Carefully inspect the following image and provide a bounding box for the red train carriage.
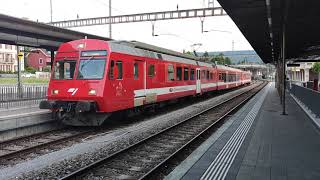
[40,39,251,126]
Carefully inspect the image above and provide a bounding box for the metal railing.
[289,84,320,117]
[0,84,48,109]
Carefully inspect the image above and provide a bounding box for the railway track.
[0,83,254,168]
[0,128,96,165]
[60,81,267,180]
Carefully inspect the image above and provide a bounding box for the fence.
[0,84,48,109]
[289,84,320,117]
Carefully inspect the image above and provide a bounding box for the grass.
[0,78,49,84]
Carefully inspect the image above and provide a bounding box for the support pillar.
[109,0,112,38]
[50,50,54,71]
[17,46,22,98]
[282,23,287,115]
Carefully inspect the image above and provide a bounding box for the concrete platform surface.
[0,106,49,120]
[166,82,320,180]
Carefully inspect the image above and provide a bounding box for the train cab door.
[196,68,201,94]
[133,60,146,107]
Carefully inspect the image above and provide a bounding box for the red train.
[40,39,251,126]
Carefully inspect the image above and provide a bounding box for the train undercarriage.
[40,100,111,126]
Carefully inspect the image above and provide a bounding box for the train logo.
[67,88,79,96]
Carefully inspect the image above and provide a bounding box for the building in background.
[0,44,24,72]
[287,62,320,86]
[26,49,51,71]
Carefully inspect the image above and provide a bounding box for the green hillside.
[199,50,263,64]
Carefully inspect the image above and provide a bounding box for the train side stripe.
[134,80,246,97]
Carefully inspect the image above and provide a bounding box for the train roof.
[108,40,247,73]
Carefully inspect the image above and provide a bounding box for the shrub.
[25,67,36,74]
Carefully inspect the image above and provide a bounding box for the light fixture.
[52,89,59,95]
[88,89,96,95]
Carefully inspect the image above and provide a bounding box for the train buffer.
[166,82,320,180]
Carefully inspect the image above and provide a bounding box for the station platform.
[0,106,55,142]
[166,82,320,180]
[0,106,48,118]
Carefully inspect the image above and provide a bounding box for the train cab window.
[77,58,106,79]
[176,67,182,81]
[210,72,213,80]
[134,63,139,79]
[148,64,155,77]
[206,70,210,80]
[168,64,175,81]
[116,61,123,79]
[190,69,195,80]
[108,60,114,79]
[184,68,189,80]
[53,60,76,80]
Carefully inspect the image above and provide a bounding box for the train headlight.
[52,89,59,95]
[88,89,96,95]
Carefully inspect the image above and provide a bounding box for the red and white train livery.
[40,39,251,126]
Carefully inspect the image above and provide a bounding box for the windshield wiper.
[80,56,94,70]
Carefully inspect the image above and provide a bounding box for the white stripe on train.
[134,80,247,97]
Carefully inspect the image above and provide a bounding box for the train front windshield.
[53,60,77,80]
[77,58,106,79]
[53,50,107,80]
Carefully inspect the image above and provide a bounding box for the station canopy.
[218,0,320,63]
[0,14,111,50]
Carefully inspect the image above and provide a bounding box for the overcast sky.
[1,0,253,52]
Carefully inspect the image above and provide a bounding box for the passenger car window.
[168,64,174,81]
[184,68,189,80]
[108,60,114,79]
[116,61,123,79]
[134,63,139,79]
[148,64,155,77]
[176,67,182,81]
[190,69,195,80]
[201,70,206,79]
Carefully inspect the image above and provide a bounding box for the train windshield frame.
[77,58,106,80]
[53,60,77,80]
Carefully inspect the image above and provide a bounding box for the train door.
[133,60,146,107]
[196,68,201,94]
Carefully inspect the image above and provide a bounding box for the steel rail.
[0,129,94,162]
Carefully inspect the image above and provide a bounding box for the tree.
[23,47,32,68]
[183,51,193,56]
[311,62,320,74]
[224,57,231,65]
[312,62,320,83]
[210,53,232,65]
[202,51,210,61]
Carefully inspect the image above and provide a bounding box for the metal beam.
[0,13,111,50]
[49,7,226,28]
